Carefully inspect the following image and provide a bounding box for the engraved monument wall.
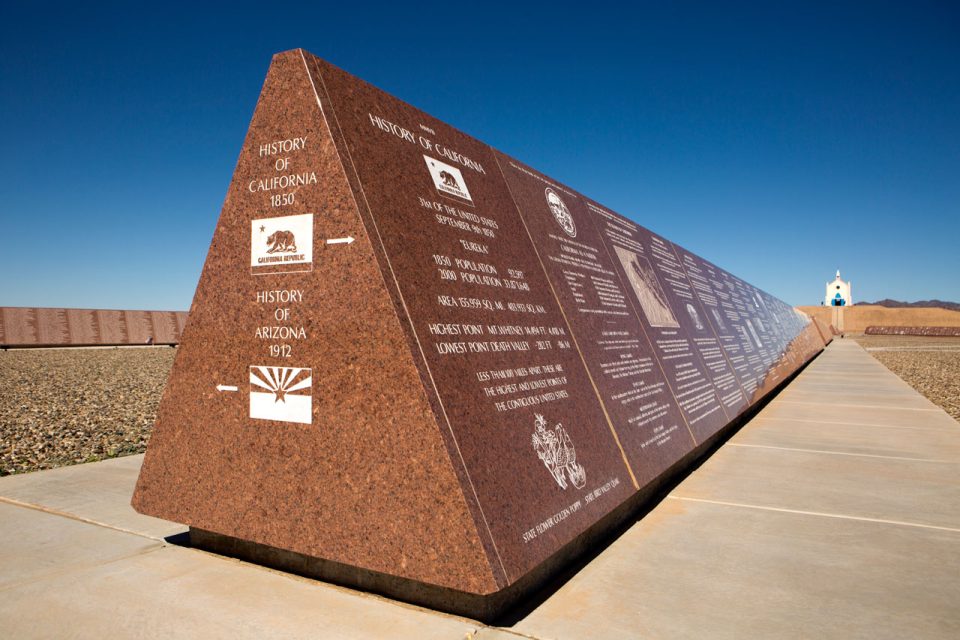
[133,49,826,616]
[0,307,187,347]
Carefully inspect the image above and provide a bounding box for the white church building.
[825,270,852,306]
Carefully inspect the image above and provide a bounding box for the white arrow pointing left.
[216,384,238,392]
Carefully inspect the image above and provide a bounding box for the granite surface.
[133,50,499,595]
[133,48,826,608]
[811,316,837,342]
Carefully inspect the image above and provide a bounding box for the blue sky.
[1,1,957,309]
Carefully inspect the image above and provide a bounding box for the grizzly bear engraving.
[266,230,297,254]
[439,170,459,188]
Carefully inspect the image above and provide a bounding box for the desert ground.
[2,337,958,475]
[852,334,960,421]
[0,346,175,476]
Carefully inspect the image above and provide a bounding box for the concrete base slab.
[757,400,959,431]
[2,339,958,638]
[735,417,960,460]
[514,498,960,640]
[0,543,479,640]
[0,454,184,540]
[0,502,161,590]
[671,444,960,530]
[772,389,941,410]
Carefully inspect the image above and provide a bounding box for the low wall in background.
[798,305,960,333]
[0,307,188,347]
[865,326,960,337]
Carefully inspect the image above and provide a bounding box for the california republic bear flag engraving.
[423,155,473,204]
[132,49,826,619]
[251,213,313,275]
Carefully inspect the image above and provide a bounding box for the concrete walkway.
[2,340,958,639]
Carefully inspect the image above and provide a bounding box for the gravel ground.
[0,347,175,476]
[3,338,956,476]
[854,335,960,421]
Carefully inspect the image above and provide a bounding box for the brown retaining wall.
[798,305,960,334]
[0,307,188,347]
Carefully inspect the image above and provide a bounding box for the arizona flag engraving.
[249,366,313,424]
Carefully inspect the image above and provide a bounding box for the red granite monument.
[133,49,825,618]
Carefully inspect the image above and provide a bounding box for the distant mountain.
[856,299,960,311]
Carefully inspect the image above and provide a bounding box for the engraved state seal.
[532,413,586,490]
[545,188,576,238]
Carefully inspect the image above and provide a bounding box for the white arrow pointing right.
[326,236,355,245]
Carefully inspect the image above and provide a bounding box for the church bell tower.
[825,270,852,307]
